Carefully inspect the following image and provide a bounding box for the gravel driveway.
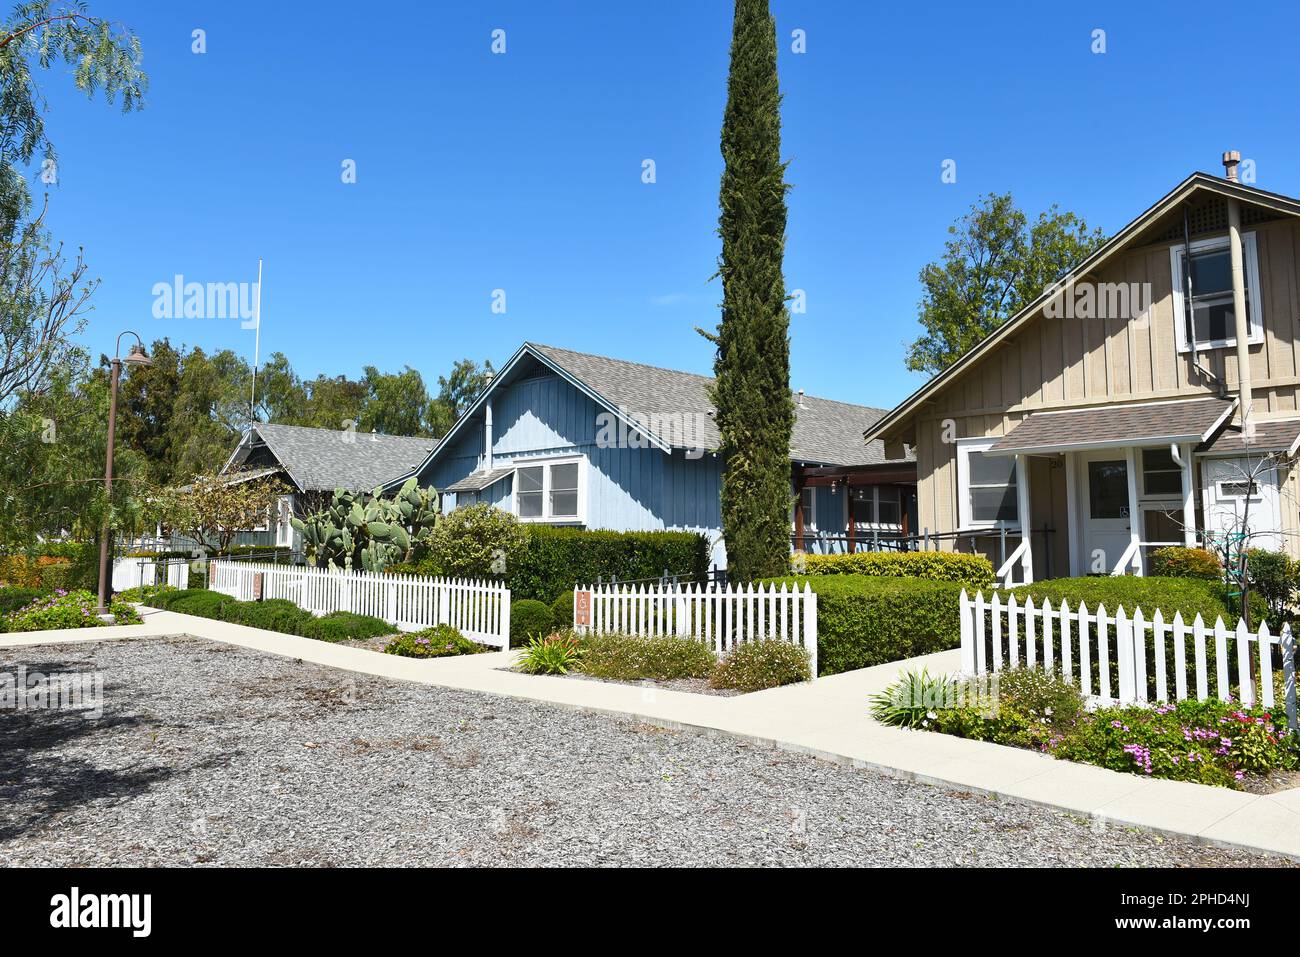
[0,636,1290,867]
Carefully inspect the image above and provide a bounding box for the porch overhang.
[444,466,514,493]
[1196,417,1300,457]
[985,397,1237,457]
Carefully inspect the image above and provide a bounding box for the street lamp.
[95,331,151,617]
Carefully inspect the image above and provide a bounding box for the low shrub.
[576,632,716,682]
[301,611,394,643]
[164,589,236,619]
[800,550,993,589]
[0,587,44,616]
[115,584,179,605]
[895,665,1299,789]
[221,598,314,634]
[764,574,965,677]
[709,639,811,692]
[427,503,524,579]
[551,589,575,627]
[510,599,555,648]
[1149,546,1222,580]
[4,590,141,632]
[384,624,486,659]
[1244,548,1295,627]
[517,631,583,675]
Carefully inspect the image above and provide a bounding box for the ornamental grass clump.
[517,631,583,675]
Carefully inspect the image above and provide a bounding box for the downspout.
[484,399,494,471]
[1224,151,1252,434]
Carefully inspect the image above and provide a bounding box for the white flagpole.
[250,257,263,420]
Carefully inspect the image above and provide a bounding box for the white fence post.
[805,585,818,678]
[959,589,974,673]
[1284,624,1297,734]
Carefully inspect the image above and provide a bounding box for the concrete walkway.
[4,606,1299,861]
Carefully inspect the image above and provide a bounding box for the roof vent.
[1223,150,1241,182]
[796,388,805,409]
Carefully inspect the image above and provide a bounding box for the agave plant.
[868,668,962,729]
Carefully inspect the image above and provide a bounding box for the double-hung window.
[1170,232,1263,352]
[514,457,585,523]
[956,439,1019,529]
[791,486,816,531]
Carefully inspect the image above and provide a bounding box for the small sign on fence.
[252,573,264,602]
[574,589,592,627]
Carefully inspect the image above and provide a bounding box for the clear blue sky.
[37,0,1300,409]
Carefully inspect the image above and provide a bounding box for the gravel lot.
[0,636,1291,867]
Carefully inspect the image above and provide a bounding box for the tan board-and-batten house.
[866,154,1300,585]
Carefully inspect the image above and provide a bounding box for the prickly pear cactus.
[291,478,440,573]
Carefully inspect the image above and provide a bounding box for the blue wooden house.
[385,343,915,568]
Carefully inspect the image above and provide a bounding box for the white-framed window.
[791,486,816,531]
[514,456,586,524]
[1169,232,1263,352]
[1216,478,1261,500]
[956,438,1019,529]
[1141,447,1183,497]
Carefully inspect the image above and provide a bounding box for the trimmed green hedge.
[801,551,993,589]
[0,587,44,616]
[1006,577,1235,623]
[507,527,710,602]
[510,599,555,648]
[765,574,966,677]
[301,611,394,642]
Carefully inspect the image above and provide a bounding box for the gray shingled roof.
[530,344,909,467]
[444,466,515,493]
[1198,418,1300,456]
[988,397,1235,455]
[229,423,437,492]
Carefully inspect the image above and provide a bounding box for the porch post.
[846,484,856,554]
[1125,446,1143,575]
[1180,443,1198,547]
[1064,452,1080,577]
[1015,454,1033,584]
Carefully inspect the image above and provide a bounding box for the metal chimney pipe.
[1223,150,1241,182]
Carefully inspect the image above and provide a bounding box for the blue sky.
[36,0,1300,409]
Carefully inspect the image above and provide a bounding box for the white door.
[1077,452,1132,574]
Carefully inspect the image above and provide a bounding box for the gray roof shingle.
[530,343,909,467]
[988,397,1235,455]
[1197,418,1300,455]
[231,423,437,492]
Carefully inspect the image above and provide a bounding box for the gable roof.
[389,343,911,490]
[864,173,1300,445]
[225,423,437,493]
[986,397,1236,456]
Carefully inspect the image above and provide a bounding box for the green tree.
[116,338,180,483]
[699,0,794,583]
[358,364,432,436]
[905,193,1106,375]
[0,1,146,407]
[426,358,494,437]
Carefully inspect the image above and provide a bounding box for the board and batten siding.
[417,368,727,567]
[908,216,1300,561]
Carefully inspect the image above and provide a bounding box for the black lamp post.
[95,332,151,617]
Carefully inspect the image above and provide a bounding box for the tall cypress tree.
[703,0,794,582]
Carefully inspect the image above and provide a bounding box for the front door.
[1077,452,1132,574]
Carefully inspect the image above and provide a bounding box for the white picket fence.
[959,589,1298,722]
[112,557,189,591]
[209,560,511,649]
[573,582,818,676]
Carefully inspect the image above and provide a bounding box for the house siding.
[902,215,1300,567]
